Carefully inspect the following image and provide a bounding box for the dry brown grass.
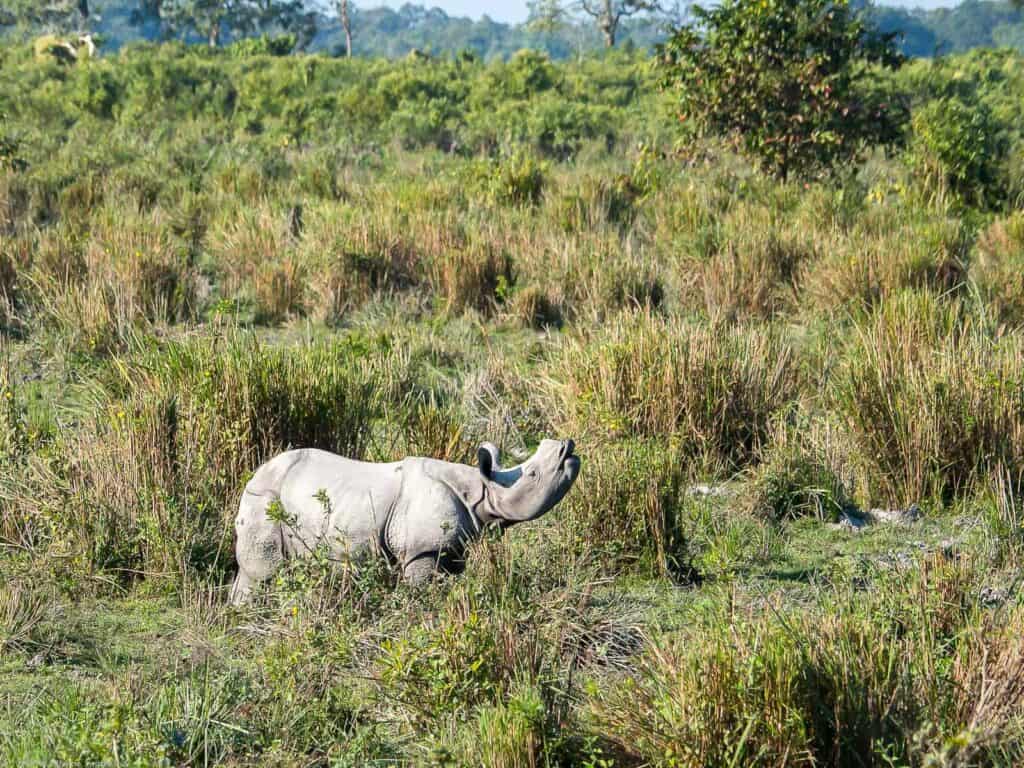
[972,211,1024,328]
[803,210,968,313]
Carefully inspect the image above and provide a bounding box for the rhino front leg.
[403,550,467,584]
[229,570,257,605]
[403,552,439,584]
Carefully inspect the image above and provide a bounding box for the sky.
[361,0,963,24]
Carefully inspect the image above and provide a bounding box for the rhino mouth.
[559,439,580,476]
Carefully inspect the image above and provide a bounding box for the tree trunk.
[208,20,220,47]
[601,0,617,47]
[602,23,615,47]
[340,0,352,57]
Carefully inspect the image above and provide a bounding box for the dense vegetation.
[4,0,1024,59]
[3,26,1024,768]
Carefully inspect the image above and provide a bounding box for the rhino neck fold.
[481,482,536,524]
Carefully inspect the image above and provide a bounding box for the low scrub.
[745,414,857,522]
[592,556,1024,767]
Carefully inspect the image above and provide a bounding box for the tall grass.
[5,334,382,582]
[554,312,800,471]
[972,211,1024,328]
[832,291,1024,505]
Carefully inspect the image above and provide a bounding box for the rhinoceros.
[230,439,580,603]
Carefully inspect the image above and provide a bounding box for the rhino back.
[277,449,403,558]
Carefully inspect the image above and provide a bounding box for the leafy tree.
[527,0,570,33]
[580,0,662,47]
[160,0,230,45]
[160,0,315,47]
[0,0,91,32]
[659,0,905,179]
[529,0,664,47]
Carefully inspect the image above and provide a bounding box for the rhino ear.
[478,442,500,479]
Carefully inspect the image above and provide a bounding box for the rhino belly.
[277,453,400,560]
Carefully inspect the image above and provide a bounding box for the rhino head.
[475,438,580,526]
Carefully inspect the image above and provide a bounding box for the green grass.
[3,40,1024,767]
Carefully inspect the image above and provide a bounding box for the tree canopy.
[2,0,1023,60]
[659,0,906,178]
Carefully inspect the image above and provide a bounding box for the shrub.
[745,415,855,522]
[300,208,421,325]
[480,152,546,207]
[557,173,644,232]
[0,578,54,654]
[697,211,815,322]
[68,65,121,120]
[802,209,969,313]
[506,285,563,329]
[372,541,600,743]
[227,34,298,57]
[426,240,514,315]
[908,96,1005,207]
[208,203,306,323]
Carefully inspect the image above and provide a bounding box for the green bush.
[909,96,1005,206]
[659,0,905,179]
[478,152,547,206]
[227,34,297,57]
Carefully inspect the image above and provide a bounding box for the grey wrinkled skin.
[230,439,580,603]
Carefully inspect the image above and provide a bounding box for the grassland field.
[2,39,1024,767]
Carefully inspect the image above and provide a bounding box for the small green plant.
[483,153,547,207]
[0,113,26,172]
[745,416,854,522]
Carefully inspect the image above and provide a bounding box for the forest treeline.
[2,0,1024,59]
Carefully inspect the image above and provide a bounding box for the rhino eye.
[527,468,538,478]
